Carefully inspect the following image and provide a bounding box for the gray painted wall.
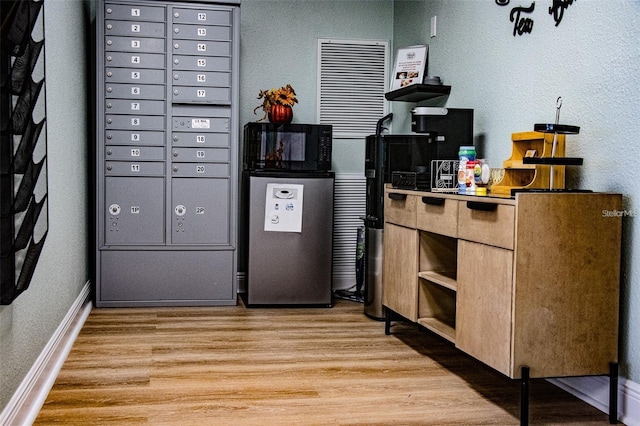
[0,0,92,412]
[239,0,394,174]
[391,0,640,382]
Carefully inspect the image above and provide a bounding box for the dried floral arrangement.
[253,84,298,121]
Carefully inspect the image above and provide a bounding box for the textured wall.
[239,0,394,174]
[392,0,640,382]
[0,0,91,412]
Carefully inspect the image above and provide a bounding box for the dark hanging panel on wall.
[0,0,48,305]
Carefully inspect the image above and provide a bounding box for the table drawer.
[457,200,514,250]
[416,195,458,238]
[384,191,416,228]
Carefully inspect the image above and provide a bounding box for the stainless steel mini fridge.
[245,171,334,307]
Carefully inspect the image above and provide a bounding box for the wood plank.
[417,317,456,343]
[382,223,419,321]
[456,241,514,377]
[512,193,622,378]
[418,270,457,291]
[35,299,612,425]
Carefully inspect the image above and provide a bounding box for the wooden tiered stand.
[490,131,567,195]
[492,98,583,196]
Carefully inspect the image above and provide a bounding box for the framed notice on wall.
[389,45,428,91]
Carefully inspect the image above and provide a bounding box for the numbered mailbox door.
[104,176,165,245]
[171,178,230,245]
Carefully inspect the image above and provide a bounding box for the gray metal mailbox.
[96,0,240,307]
[105,68,165,84]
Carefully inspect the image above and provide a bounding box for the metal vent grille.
[332,173,366,290]
[317,39,388,138]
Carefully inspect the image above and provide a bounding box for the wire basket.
[430,160,459,192]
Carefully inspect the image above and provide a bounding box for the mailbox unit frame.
[96,0,240,307]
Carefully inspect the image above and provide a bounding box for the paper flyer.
[390,45,428,91]
[264,184,304,232]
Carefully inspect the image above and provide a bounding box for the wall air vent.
[317,39,389,138]
[332,173,366,289]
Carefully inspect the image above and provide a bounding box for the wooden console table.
[382,186,622,424]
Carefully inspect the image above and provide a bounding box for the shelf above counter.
[385,84,451,102]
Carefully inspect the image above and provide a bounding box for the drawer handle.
[421,196,445,206]
[466,201,497,211]
[388,193,407,201]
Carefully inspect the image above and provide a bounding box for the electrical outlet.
[430,16,437,38]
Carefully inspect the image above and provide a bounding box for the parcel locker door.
[171,178,229,245]
[105,177,164,245]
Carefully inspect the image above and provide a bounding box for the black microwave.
[243,123,332,171]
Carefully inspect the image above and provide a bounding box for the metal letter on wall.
[0,0,48,305]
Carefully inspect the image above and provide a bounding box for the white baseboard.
[549,375,640,425]
[0,282,92,426]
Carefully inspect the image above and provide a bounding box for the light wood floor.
[35,298,616,425]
